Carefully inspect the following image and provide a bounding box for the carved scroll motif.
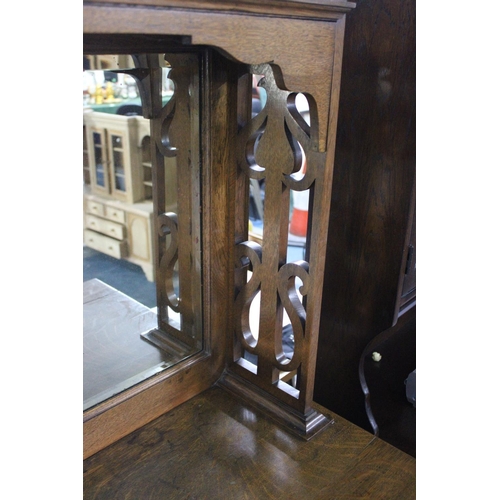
[234,241,262,363]
[148,52,202,350]
[276,260,310,373]
[157,212,180,314]
[234,64,327,405]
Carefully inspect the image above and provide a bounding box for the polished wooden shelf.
[84,386,416,499]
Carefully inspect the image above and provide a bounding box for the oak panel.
[84,387,415,499]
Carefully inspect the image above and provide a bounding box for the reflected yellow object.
[105,81,115,102]
[95,85,103,104]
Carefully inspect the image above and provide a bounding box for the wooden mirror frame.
[83,0,355,459]
[83,44,231,458]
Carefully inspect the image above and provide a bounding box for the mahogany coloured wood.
[359,306,416,457]
[314,0,416,432]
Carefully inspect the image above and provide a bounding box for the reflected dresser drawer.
[86,200,105,217]
[104,206,126,224]
[84,229,128,259]
[85,214,126,240]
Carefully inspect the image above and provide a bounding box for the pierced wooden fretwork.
[83,1,355,459]
[140,52,203,354]
[220,64,332,439]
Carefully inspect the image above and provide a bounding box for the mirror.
[83,53,203,411]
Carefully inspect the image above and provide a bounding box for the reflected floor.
[83,245,156,308]
[83,279,179,411]
[83,248,180,411]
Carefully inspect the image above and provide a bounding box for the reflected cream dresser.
[83,111,166,281]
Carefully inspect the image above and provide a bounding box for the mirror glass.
[83,53,203,411]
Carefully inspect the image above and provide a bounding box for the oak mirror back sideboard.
[83,0,356,459]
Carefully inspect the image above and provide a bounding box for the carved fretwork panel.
[83,0,354,458]
[140,52,203,354]
[224,64,332,437]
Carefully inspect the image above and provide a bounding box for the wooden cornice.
[83,0,356,19]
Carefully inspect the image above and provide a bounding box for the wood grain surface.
[315,0,416,431]
[83,0,357,18]
[84,386,415,499]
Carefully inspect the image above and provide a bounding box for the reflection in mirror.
[83,53,202,411]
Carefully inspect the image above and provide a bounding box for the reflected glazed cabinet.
[83,112,156,280]
[84,111,151,203]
